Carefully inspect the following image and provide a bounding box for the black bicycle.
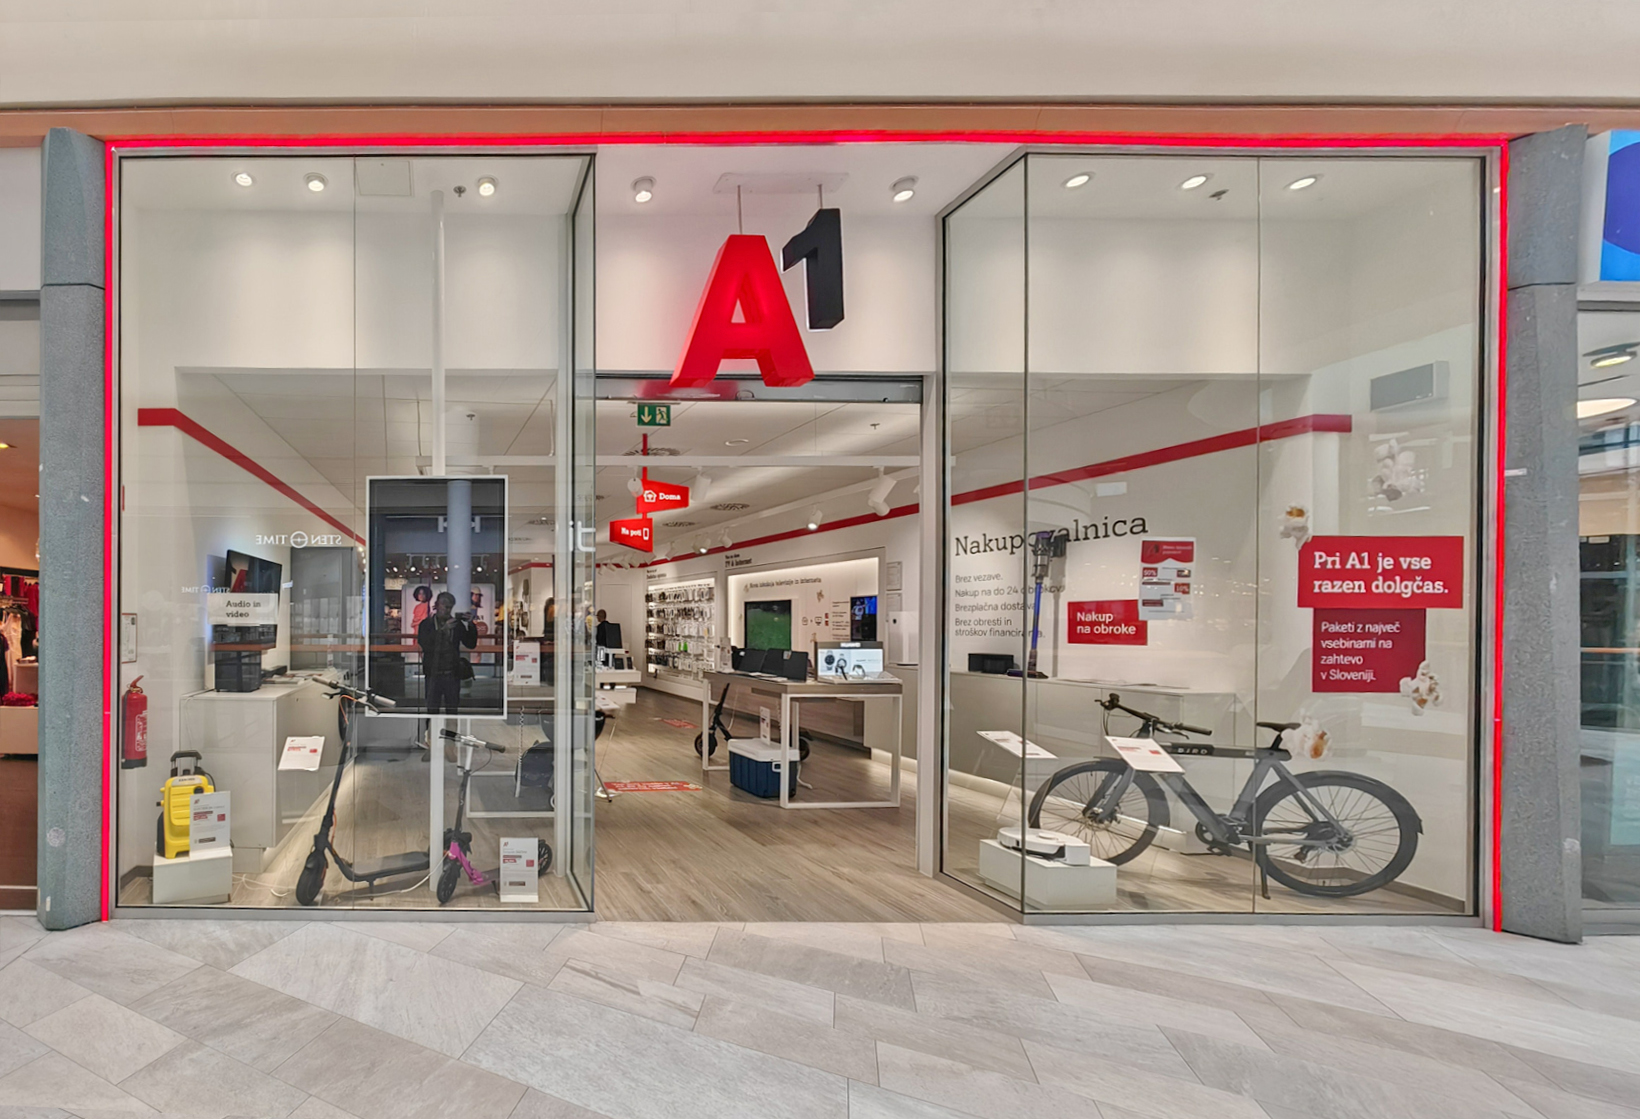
[1026,693,1421,898]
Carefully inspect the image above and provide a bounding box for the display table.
[699,670,903,810]
[977,839,1117,908]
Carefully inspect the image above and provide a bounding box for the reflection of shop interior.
[0,419,39,911]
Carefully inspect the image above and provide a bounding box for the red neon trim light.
[99,128,1507,925]
[135,409,364,545]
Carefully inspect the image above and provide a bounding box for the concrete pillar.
[36,127,105,928]
[1501,124,1586,943]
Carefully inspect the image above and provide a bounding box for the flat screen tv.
[850,595,878,642]
[743,599,792,651]
[225,549,282,595]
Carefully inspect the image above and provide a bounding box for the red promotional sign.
[1140,539,1195,565]
[609,517,654,552]
[637,478,690,515]
[672,234,815,389]
[1313,609,1426,693]
[1067,600,1148,645]
[1297,536,1464,609]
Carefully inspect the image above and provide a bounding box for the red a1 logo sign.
[637,478,689,516]
[609,517,653,553]
[671,234,815,389]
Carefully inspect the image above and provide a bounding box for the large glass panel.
[943,159,1026,907]
[1578,309,1640,919]
[1254,157,1481,915]
[116,153,592,910]
[1021,154,1262,915]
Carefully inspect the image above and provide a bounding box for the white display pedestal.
[151,846,234,905]
[978,839,1117,908]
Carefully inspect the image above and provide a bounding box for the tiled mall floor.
[1,917,1638,1119]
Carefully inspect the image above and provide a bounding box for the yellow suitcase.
[156,750,214,859]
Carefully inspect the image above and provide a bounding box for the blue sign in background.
[1602,131,1640,280]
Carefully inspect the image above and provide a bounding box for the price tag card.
[977,730,1055,759]
[279,736,326,771]
[189,791,231,850]
[1107,736,1185,773]
[498,837,540,903]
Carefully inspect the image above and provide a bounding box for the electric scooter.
[1010,528,1069,679]
[437,728,553,904]
[294,682,430,906]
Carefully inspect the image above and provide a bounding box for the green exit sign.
[636,404,671,427]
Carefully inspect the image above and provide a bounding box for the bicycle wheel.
[1254,771,1420,897]
[1026,760,1168,865]
[435,857,461,905]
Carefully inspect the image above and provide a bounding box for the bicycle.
[1025,693,1421,898]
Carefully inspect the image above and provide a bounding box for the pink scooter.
[436,728,552,905]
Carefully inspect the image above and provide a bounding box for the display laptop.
[816,641,890,680]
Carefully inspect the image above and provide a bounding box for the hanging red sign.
[1067,600,1148,645]
[637,477,690,516]
[672,234,815,389]
[609,517,654,552]
[1297,536,1464,609]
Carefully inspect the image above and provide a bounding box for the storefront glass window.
[115,154,594,911]
[945,151,1486,916]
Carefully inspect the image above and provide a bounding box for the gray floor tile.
[287,1099,361,1119]
[23,927,199,1008]
[548,960,703,1029]
[273,1017,524,1119]
[539,929,689,986]
[119,1041,307,1119]
[740,924,918,962]
[694,995,878,1082]
[428,925,570,986]
[120,921,304,972]
[915,926,1084,978]
[908,972,1195,1079]
[0,921,46,971]
[510,1088,619,1119]
[1043,970,1270,1048]
[673,956,836,1025]
[707,929,915,1010]
[883,940,1056,999]
[1492,1077,1640,1119]
[23,996,183,1084]
[348,923,456,953]
[1019,1038,1271,1119]
[1502,1045,1640,1112]
[461,982,847,1119]
[832,995,1035,1081]
[586,923,728,960]
[0,963,89,1031]
[231,924,520,1058]
[0,1106,74,1119]
[1062,947,1285,1015]
[0,1054,155,1115]
[872,1042,1106,1119]
[0,1026,48,1082]
[846,1081,978,1119]
[1163,1026,1520,1119]
[128,965,339,1073]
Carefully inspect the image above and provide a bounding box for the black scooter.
[694,677,810,761]
[295,682,430,906]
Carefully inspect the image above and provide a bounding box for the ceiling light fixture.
[807,507,823,531]
[1586,342,1639,368]
[1063,173,1092,190]
[867,470,895,517]
[1593,352,1636,368]
[233,172,254,188]
[1578,397,1637,420]
[476,176,497,198]
[891,177,918,203]
[1179,174,1210,191]
[692,470,713,502]
[725,438,749,447]
[0,443,11,450]
[632,177,655,204]
[304,173,327,193]
[1286,175,1319,191]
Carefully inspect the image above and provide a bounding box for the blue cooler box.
[728,738,799,798]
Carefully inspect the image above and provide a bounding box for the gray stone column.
[37,127,105,929]
[1500,124,1586,943]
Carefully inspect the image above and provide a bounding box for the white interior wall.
[0,147,41,294]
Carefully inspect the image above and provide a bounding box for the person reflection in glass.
[418,591,476,714]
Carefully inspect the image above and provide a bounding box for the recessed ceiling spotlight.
[1593,352,1636,368]
[233,172,254,188]
[892,177,918,203]
[304,173,327,193]
[1180,174,1210,191]
[632,177,655,204]
[1286,175,1319,191]
[1063,173,1092,190]
[725,438,749,446]
[1579,397,1637,420]
[476,176,497,198]
[0,443,10,450]
[1586,343,1639,368]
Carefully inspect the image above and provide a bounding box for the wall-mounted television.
[850,595,878,642]
[225,549,282,596]
[743,599,793,651]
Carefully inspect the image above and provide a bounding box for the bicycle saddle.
[1257,720,1301,731]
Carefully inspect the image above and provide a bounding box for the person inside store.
[418,590,477,714]
[594,609,614,649]
[541,596,556,680]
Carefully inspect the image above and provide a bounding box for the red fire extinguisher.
[121,676,148,770]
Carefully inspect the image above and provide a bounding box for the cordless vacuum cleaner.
[1009,528,1070,680]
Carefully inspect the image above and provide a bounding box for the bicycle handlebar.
[439,728,505,752]
[323,682,396,711]
[1098,692,1209,737]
